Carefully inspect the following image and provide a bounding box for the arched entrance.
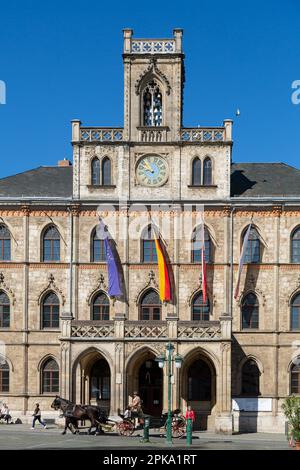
[139,359,163,416]
[181,354,216,430]
[126,348,163,417]
[72,349,111,415]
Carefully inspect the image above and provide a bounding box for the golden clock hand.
[144,160,154,173]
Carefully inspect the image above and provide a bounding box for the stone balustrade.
[66,316,231,341]
[80,128,124,143]
[180,128,225,143]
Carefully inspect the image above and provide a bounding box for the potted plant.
[282,396,300,450]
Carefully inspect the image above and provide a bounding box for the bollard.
[186,417,193,447]
[140,416,150,443]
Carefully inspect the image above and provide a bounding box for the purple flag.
[97,220,122,297]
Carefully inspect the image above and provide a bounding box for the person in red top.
[185,405,195,422]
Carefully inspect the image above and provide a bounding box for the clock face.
[136,155,169,187]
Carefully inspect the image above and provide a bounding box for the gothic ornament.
[135,58,171,96]
[0,272,16,305]
[37,273,66,306]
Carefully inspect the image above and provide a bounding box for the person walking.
[31,403,47,430]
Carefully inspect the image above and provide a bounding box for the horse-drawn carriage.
[51,397,186,438]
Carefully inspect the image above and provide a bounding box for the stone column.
[21,205,30,415]
[113,315,125,416]
[215,339,233,434]
[60,313,73,399]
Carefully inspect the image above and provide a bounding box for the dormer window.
[143,80,162,126]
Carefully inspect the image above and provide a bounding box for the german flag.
[153,226,171,302]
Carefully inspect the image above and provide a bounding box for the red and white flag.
[234,223,252,299]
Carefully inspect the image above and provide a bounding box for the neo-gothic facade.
[0,29,300,433]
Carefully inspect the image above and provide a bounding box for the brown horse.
[51,396,107,435]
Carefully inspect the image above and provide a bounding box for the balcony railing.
[80,128,124,143]
[71,321,114,338]
[131,40,176,54]
[124,321,168,338]
[66,318,228,341]
[177,321,221,339]
[180,128,225,143]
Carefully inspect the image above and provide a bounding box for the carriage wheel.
[117,421,135,437]
[171,418,186,438]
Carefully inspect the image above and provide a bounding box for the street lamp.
[155,343,183,445]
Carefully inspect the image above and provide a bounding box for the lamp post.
[156,343,183,445]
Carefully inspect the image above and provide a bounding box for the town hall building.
[0,29,300,433]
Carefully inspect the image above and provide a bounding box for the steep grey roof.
[0,162,300,200]
[231,163,300,197]
[0,166,73,199]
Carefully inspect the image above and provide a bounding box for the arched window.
[191,226,212,263]
[92,292,110,320]
[139,289,161,321]
[291,294,300,330]
[143,80,162,126]
[91,228,106,262]
[291,362,300,394]
[203,157,212,185]
[244,226,261,263]
[43,225,60,262]
[92,158,100,186]
[192,158,201,186]
[0,359,9,392]
[141,225,157,263]
[192,292,210,321]
[0,225,11,261]
[241,359,260,396]
[0,291,10,328]
[42,358,59,394]
[241,293,259,329]
[102,157,111,186]
[42,292,59,329]
[291,227,300,263]
[90,359,110,400]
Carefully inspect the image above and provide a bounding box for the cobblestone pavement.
[0,423,291,450]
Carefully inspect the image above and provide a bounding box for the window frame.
[191,291,210,321]
[0,225,11,261]
[241,292,259,330]
[41,292,60,329]
[139,289,161,321]
[42,225,61,262]
[0,291,10,328]
[92,292,110,321]
[41,358,59,394]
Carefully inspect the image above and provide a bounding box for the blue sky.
[0,0,299,178]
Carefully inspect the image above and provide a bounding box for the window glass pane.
[92,159,100,185]
[291,306,300,330]
[203,158,212,185]
[102,158,111,186]
[192,159,201,185]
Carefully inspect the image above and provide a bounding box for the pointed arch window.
[42,358,59,393]
[291,227,300,263]
[143,80,162,126]
[141,225,157,263]
[192,291,210,321]
[241,293,259,329]
[244,226,261,263]
[139,289,161,321]
[42,292,59,329]
[291,293,300,330]
[92,158,101,186]
[92,292,110,320]
[291,362,300,394]
[241,359,260,396]
[0,225,11,261]
[91,228,106,262]
[203,157,212,185]
[192,158,201,186]
[43,225,60,262]
[102,157,111,186]
[0,359,9,392]
[192,226,212,263]
[0,291,10,328]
